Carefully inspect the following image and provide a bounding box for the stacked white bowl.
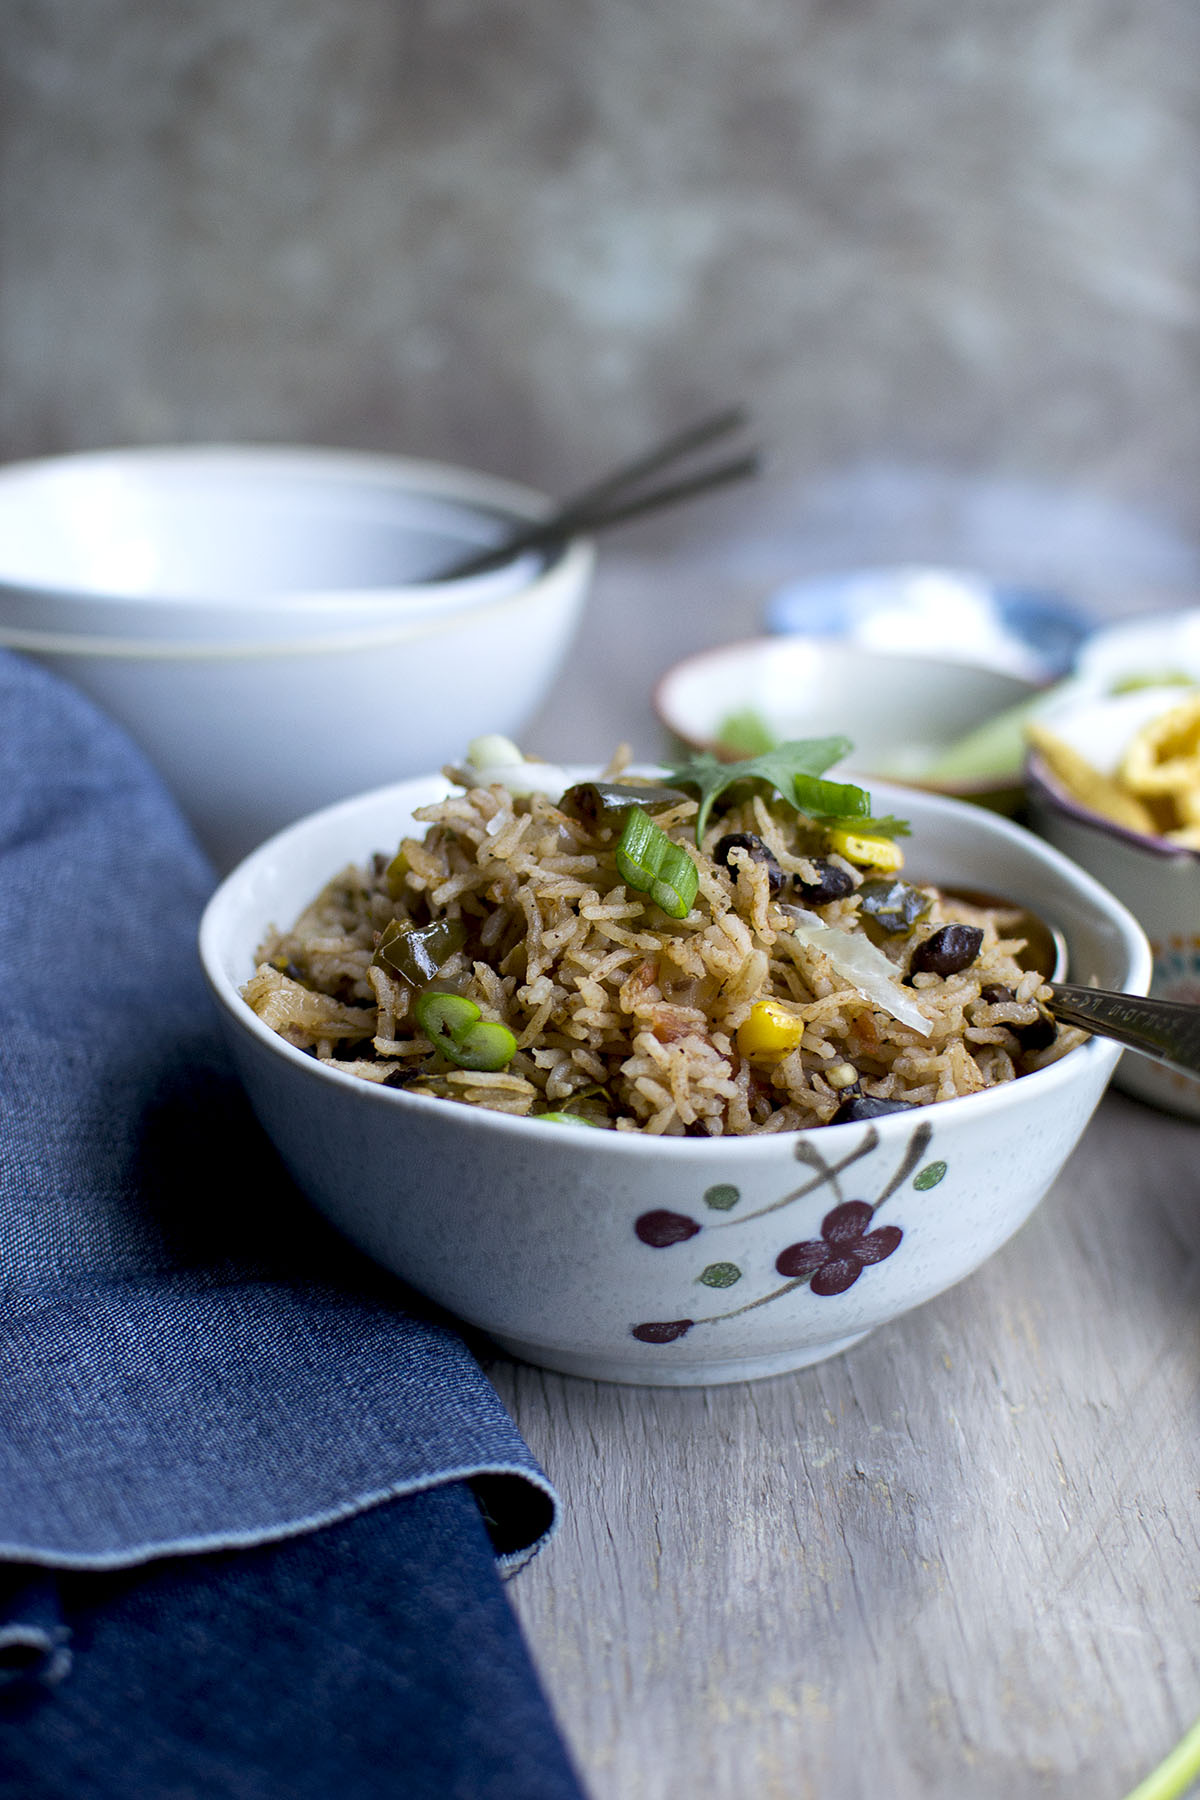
[0,446,594,869]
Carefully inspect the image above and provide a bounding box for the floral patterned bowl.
[199,773,1149,1386]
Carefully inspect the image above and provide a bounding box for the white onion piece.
[778,904,932,1036]
[473,761,572,798]
[464,735,570,798]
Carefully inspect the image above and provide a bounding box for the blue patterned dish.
[765,565,1090,684]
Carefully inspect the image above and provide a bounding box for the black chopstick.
[533,404,750,528]
[433,406,758,581]
[546,451,761,536]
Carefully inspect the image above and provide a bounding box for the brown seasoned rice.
[244,753,1082,1135]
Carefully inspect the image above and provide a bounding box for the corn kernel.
[826,1062,859,1090]
[736,999,806,1061]
[827,828,904,872]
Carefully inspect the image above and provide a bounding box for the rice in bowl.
[243,738,1082,1135]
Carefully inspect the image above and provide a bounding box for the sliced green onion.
[414,991,477,1038]
[793,773,872,821]
[372,917,467,986]
[615,806,699,919]
[537,1112,605,1127]
[1120,1711,1200,1800]
[412,990,517,1072]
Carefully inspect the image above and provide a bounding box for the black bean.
[713,832,785,897]
[909,924,985,978]
[1015,1006,1058,1052]
[793,858,856,906]
[833,1094,917,1123]
[980,982,1014,1005]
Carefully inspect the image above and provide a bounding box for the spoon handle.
[1048,982,1200,1081]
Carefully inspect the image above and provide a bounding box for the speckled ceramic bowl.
[200,772,1149,1386]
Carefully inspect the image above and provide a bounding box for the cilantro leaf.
[664,736,862,843]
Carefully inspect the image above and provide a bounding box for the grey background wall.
[3,0,1199,606]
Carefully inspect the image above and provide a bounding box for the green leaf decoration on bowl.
[913,1160,948,1191]
[704,1183,740,1211]
[698,1262,743,1289]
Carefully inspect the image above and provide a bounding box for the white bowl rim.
[0,440,556,524]
[0,442,575,635]
[199,769,1150,1159]
[1072,604,1200,679]
[0,533,595,661]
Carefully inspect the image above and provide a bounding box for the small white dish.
[655,636,1038,809]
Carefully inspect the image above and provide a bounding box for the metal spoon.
[947,889,1200,1082]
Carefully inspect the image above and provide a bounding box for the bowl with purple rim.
[200,769,1149,1386]
[1025,684,1200,1120]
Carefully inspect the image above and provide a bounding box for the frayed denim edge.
[0,1463,560,1579]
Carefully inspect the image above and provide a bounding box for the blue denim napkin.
[0,651,584,1800]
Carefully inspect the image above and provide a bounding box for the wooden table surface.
[486,553,1200,1800]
